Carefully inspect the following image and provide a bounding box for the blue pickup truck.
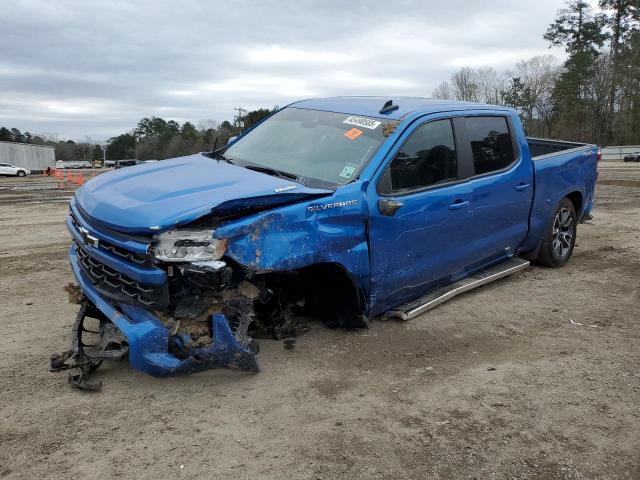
[52,97,598,389]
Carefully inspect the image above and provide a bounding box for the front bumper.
[69,244,259,377]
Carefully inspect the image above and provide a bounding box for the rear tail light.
[597,147,602,162]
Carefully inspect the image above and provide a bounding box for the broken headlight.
[153,229,227,262]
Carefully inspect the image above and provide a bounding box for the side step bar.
[384,257,530,321]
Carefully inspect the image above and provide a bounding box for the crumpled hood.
[74,153,331,234]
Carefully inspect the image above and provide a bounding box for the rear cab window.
[456,116,515,176]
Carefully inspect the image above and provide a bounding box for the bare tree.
[196,119,219,131]
[451,67,480,102]
[508,55,562,134]
[475,66,507,104]
[432,81,455,99]
[535,71,562,136]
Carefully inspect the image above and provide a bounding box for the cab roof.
[289,96,512,120]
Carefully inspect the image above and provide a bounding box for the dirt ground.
[0,163,639,480]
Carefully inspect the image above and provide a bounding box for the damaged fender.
[215,182,372,312]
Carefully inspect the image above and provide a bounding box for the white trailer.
[0,140,56,172]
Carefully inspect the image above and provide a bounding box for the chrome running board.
[384,257,530,321]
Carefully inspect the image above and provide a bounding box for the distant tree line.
[433,0,640,145]
[0,107,275,162]
[106,107,276,161]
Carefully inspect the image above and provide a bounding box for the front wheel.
[17,170,26,177]
[537,198,577,268]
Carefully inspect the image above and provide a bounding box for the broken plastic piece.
[169,313,259,373]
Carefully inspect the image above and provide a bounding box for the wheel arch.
[256,261,369,328]
[565,191,583,217]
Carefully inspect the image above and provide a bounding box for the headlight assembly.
[153,229,227,262]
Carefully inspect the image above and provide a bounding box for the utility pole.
[134,132,138,160]
[234,107,247,129]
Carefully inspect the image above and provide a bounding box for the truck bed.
[527,137,591,159]
[518,138,598,254]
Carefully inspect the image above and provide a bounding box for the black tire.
[17,170,26,177]
[537,198,577,268]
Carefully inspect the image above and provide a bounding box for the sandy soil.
[0,164,639,479]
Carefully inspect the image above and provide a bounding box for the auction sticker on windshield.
[344,128,363,140]
[343,116,381,130]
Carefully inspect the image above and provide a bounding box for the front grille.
[70,211,152,266]
[100,242,150,266]
[75,242,168,308]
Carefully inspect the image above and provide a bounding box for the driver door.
[367,117,474,313]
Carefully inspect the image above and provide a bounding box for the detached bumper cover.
[69,245,259,377]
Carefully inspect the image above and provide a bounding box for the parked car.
[623,152,640,162]
[114,159,142,169]
[54,97,598,389]
[0,163,31,177]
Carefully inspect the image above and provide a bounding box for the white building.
[0,140,56,172]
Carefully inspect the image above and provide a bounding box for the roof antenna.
[379,99,399,114]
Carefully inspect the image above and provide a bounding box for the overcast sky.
[0,0,573,141]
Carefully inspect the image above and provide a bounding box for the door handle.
[448,199,469,210]
[378,199,404,216]
[515,183,530,192]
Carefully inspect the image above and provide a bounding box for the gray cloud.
[0,0,567,140]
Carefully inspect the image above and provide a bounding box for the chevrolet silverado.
[51,97,599,389]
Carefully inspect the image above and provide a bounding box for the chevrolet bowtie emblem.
[79,226,100,248]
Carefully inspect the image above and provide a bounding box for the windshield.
[224,107,391,188]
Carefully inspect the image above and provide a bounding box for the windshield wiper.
[243,165,299,181]
[206,148,234,164]
[205,137,234,164]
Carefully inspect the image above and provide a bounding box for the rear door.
[453,115,533,267]
[367,117,474,311]
[0,163,14,175]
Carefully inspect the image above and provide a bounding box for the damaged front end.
[53,202,270,389]
[54,172,368,390]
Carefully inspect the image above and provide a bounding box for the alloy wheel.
[552,207,574,257]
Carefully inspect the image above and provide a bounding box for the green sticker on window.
[339,165,356,179]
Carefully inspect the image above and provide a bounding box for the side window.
[459,116,515,175]
[387,119,457,193]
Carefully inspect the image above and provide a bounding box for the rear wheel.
[537,198,577,268]
[17,170,26,177]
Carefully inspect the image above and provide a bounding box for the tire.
[17,170,26,177]
[537,198,577,268]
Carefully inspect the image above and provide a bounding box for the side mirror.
[378,199,404,216]
[227,136,238,145]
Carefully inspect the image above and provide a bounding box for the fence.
[601,145,640,161]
